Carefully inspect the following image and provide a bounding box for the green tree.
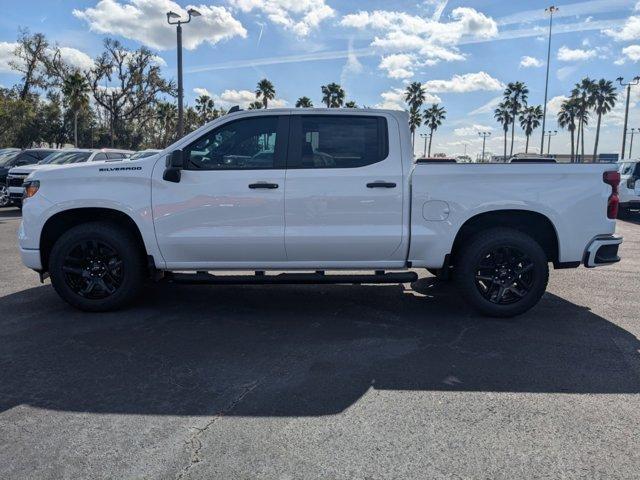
[195,94,216,124]
[255,78,275,109]
[40,92,67,147]
[503,81,529,156]
[248,101,263,110]
[321,83,345,108]
[295,96,313,108]
[494,101,513,161]
[344,100,357,108]
[10,29,49,100]
[408,106,422,149]
[571,78,596,161]
[591,79,617,159]
[404,82,426,110]
[62,70,90,147]
[519,105,543,153]
[156,101,177,148]
[558,98,580,162]
[424,103,446,157]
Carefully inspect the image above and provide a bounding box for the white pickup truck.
[18,108,622,317]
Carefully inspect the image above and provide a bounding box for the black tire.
[455,228,549,318]
[49,222,144,312]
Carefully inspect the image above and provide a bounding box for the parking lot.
[0,207,638,479]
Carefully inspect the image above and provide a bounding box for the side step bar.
[167,271,418,285]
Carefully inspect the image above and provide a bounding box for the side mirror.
[163,150,184,183]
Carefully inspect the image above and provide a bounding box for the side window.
[185,116,283,170]
[291,116,388,169]
[93,153,108,161]
[107,152,125,160]
[14,153,38,166]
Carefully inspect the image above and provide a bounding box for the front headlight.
[23,180,40,199]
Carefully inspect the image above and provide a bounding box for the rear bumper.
[20,247,42,270]
[583,234,622,268]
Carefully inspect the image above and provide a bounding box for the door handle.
[249,182,279,189]
[367,181,396,188]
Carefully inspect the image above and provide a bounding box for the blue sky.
[1,0,640,157]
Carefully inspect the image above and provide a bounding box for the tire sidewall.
[49,223,143,312]
[456,229,549,318]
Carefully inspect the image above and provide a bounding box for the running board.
[167,271,418,285]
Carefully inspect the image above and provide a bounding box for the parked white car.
[618,160,640,215]
[129,149,161,160]
[18,109,622,317]
[7,149,132,206]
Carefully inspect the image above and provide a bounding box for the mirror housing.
[163,150,184,183]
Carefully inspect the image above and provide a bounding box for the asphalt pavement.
[0,207,639,479]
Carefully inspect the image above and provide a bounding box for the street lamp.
[478,131,491,162]
[419,133,430,158]
[544,130,558,155]
[539,5,558,155]
[627,128,637,159]
[167,8,201,138]
[617,76,640,159]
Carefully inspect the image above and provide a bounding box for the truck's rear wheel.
[455,228,549,318]
[49,222,144,312]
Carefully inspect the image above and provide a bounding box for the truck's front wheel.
[49,222,144,312]
[455,228,549,318]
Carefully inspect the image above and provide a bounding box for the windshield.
[618,162,636,175]
[130,151,159,160]
[0,151,19,167]
[43,151,93,165]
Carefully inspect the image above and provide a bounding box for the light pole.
[617,76,640,159]
[540,5,558,155]
[544,130,558,155]
[628,128,637,158]
[420,133,430,158]
[167,8,201,138]
[478,131,491,162]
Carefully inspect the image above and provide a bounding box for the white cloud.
[546,95,568,116]
[557,45,597,61]
[0,42,18,73]
[454,124,493,136]
[622,44,640,62]
[202,88,287,108]
[469,95,502,115]
[556,65,578,81]
[228,0,334,36]
[519,55,543,68]
[423,72,504,93]
[375,87,441,110]
[603,15,640,41]
[73,0,247,50]
[341,7,497,66]
[378,54,416,79]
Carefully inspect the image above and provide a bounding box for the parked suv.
[618,160,640,216]
[1,149,57,207]
[7,148,132,207]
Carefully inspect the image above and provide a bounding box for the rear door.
[284,114,404,264]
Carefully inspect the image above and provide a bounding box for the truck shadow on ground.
[1,278,639,417]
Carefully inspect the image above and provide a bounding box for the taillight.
[603,171,620,219]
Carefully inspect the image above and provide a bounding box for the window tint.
[93,153,108,161]
[292,116,388,169]
[107,152,125,160]
[186,116,282,170]
[14,152,39,166]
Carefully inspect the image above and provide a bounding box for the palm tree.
[156,101,177,147]
[558,98,580,162]
[321,83,345,108]
[424,103,446,157]
[255,78,275,108]
[503,81,529,156]
[519,105,543,153]
[195,94,215,124]
[591,79,617,159]
[344,101,357,108]
[408,106,422,149]
[494,101,513,161]
[61,70,90,147]
[404,82,426,110]
[248,101,263,110]
[571,78,596,161]
[295,96,313,108]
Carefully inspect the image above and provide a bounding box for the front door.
[284,114,405,265]
[152,115,289,268]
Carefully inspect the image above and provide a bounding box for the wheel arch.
[450,209,560,266]
[40,207,148,272]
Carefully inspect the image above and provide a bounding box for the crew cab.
[6,148,133,207]
[18,109,622,317]
[618,160,640,216]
